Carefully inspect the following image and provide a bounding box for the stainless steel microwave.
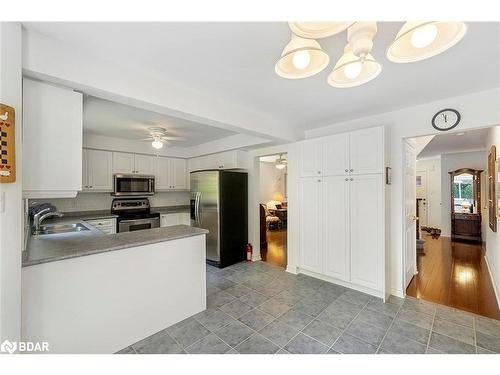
[113,174,155,196]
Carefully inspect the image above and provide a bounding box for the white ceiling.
[83,96,236,147]
[417,127,490,158]
[24,22,500,132]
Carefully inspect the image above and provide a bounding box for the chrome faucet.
[33,208,64,235]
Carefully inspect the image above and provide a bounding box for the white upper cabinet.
[300,138,323,177]
[323,133,350,176]
[299,177,323,274]
[349,127,384,175]
[156,157,187,190]
[349,174,383,291]
[112,152,135,174]
[188,150,248,172]
[83,149,113,191]
[323,176,350,282]
[300,126,384,177]
[134,154,156,175]
[23,78,83,198]
[112,152,156,175]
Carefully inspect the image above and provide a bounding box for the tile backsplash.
[29,191,190,213]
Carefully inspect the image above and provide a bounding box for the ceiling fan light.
[275,34,330,79]
[386,22,467,63]
[327,45,381,88]
[288,21,355,39]
[152,138,163,149]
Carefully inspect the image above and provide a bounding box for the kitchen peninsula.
[22,224,208,354]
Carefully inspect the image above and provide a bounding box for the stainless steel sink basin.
[37,223,90,235]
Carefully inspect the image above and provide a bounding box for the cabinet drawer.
[84,218,115,227]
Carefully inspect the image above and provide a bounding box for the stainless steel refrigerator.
[190,170,248,268]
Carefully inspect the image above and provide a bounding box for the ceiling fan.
[141,127,183,149]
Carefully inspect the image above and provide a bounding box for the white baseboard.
[251,255,262,262]
[286,265,298,275]
[484,254,500,310]
[391,288,405,298]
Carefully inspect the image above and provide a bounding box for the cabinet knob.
[345,169,348,172]
[345,178,348,181]
[318,179,321,182]
[317,171,321,174]
[350,169,354,172]
[350,178,353,181]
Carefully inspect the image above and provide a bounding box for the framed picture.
[497,157,500,217]
[488,145,497,232]
[386,167,392,185]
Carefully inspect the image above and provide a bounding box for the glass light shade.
[275,163,286,170]
[152,139,163,149]
[327,45,381,88]
[288,22,354,39]
[275,34,330,79]
[387,22,467,63]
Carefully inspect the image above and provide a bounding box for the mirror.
[453,173,477,213]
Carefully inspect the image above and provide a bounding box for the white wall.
[0,22,22,344]
[416,157,442,228]
[440,151,488,239]
[259,162,286,204]
[485,126,500,306]
[305,88,500,297]
[29,191,190,214]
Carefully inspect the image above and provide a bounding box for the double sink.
[36,223,90,235]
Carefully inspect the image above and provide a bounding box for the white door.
[323,175,350,281]
[416,170,428,227]
[349,127,383,175]
[300,139,323,177]
[156,157,171,190]
[323,133,349,176]
[88,149,113,191]
[350,174,383,291]
[299,178,322,273]
[171,158,187,189]
[404,141,417,290]
[112,152,134,174]
[134,154,156,175]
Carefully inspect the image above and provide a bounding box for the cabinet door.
[179,213,191,225]
[82,149,90,190]
[112,152,134,174]
[300,139,323,177]
[299,178,323,273]
[161,214,179,227]
[156,157,171,190]
[88,149,113,191]
[350,174,383,291]
[323,133,349,176]
[349,127,383,175]
[171,158,187,189]
[134,154,156,175]
[323,176,350,282]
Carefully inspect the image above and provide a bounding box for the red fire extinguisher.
[246,243,253,262]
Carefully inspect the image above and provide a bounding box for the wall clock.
[431,108,461,131]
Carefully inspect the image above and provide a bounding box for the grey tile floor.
[118,261,500,354]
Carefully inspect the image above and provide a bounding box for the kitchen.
[20,79,250,353]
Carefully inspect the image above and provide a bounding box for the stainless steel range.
[111,198,160,233]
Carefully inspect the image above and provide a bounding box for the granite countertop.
[23,224,208,268]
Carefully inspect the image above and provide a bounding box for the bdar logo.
[1,340,17,354]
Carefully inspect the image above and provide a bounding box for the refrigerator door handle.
[195,192,202,225]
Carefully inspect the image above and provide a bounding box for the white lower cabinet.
[161,213,191,227]
[299,173,384,296]
[84,218,116,234]
[299,178,323,273]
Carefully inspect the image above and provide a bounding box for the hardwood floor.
[261,228,287,268]
[407,234,500,320]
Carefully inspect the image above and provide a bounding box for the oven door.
[114,174,155,196]
[118,217,160,233]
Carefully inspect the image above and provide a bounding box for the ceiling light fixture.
[151,136,164,149]
[275,154,287,170]
[328,45,381,88]
[275,34,330,79]
[288,22,355,39]
[386,22,467,63]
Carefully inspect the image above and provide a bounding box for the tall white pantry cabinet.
[298,126,386,299]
